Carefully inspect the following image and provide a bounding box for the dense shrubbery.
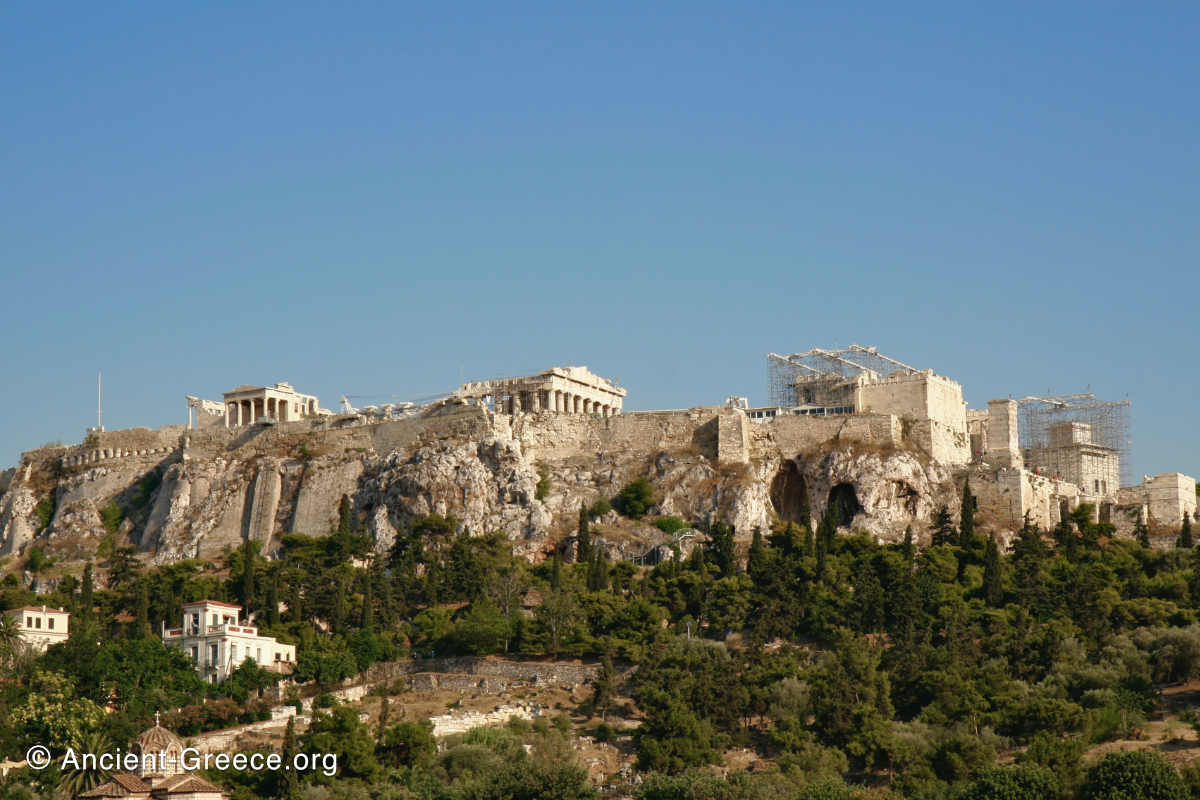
[8,484,1200,798]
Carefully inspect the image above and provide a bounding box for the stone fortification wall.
[969,466,1081,540]
[855,371,969,465]
[365,656,610,686]
[754,413,902,460]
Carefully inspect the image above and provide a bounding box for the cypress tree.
[931,505,955,547]
[577,502,593,563]
[747,527,769,585]
[1135,511,1152,548]
[1178,512,1194,549]
[376,690,390,742]
[332,575,347,632]
[242,541,256,613]
[549,548,563,590]
[1190,548,1200,604]
[709,519,737,579]
[338,494,352,538]
[267,578,281,628]
[959,479,975,548]
[289,578,302,623]
[902,525,915,565]
[361,573,374,632]
[816,503,837,575]
[425,561,440,606]
[80,562,94,622]
[983,532,1002,607]
[587,548,609,592]
[280,716,299,800]
[591,646,616,720]
[802,521,814,559]
[135,579,152,639]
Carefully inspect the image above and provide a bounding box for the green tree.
[11,671,104,750]
[1178,512,1194,549]
[455,600,509,655]
[962,765,1060,800]
[618,479,655,518]
[266,576,281,628]
[959,478,976,548]
[708,520,736,579]
[134,579,152,639]
[280,716,299,799]
[577,501,593,563]
[586,547,610,593]
[1135,511,1151,548]
[1077,750,1188,800]
[289,578,302,624]
[931,504,956,547]
[302,703,382,782]
[590,646,617,720]
[241,539,256,610]
[108,546,141,589]
[902,524,915,564]
[80,561,95,621]
[378,721,436,768]
[983,532,1003,607]
[360,572,374,632]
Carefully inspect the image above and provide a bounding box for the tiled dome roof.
[132,723,183,753]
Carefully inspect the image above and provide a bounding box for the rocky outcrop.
[360,437,551,555]
[0,404,964,569]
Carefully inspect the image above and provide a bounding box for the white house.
[162,600,295,683]
[3,605,70,652]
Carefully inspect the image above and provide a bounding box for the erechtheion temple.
[186,382,328,429]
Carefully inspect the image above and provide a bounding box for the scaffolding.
[1017,393,1133,487]
[766,345,918,407]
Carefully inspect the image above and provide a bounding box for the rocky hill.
[0,402,960,573]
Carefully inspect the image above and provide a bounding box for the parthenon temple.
[456,366,626,416]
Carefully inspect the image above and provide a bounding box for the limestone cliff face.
[359,437,551,557]
[0,404,962,570]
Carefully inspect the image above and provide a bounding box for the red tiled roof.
[150,774,224,795]
[79,774,152,797]
[180,600,242,610]
[5,606,71,615]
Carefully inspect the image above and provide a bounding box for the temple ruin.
[455,366,625,416]
[187,382,328,429]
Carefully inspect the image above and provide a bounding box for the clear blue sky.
[2,4,1197,481]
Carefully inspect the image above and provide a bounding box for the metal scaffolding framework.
[1017,393,1133,487]
[767,345,918,407]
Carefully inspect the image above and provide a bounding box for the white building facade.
[4,605,70,652]
[163,600,295,683]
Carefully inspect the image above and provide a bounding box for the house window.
[26,617,31,627]
[1095,480,1100,493]
[210,644,218,665]
[35,618,41,629]
[275,652,281,661]
[256,648,262,663]
[231,644,238,662]
[48,618,54,630]
[191,646,199,664]
[212,614,218,626]
[192,613,200,634]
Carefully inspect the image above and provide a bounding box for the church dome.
[132,723,183,752]
[130,717,185,782]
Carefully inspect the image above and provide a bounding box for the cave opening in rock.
[770,460,810,524]
[828,483,862,527]
[896,482,919,516]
